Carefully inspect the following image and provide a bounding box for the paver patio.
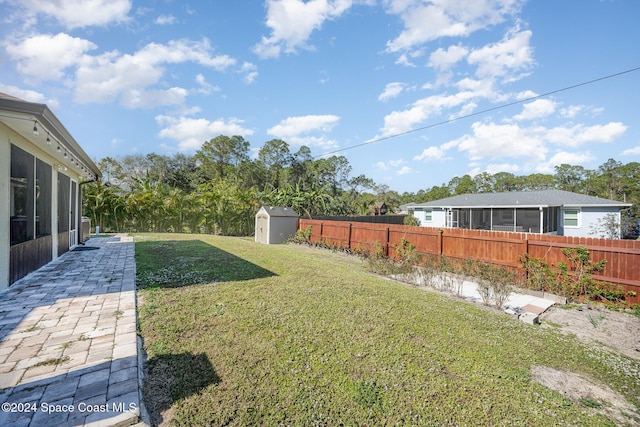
[0,234,144,427]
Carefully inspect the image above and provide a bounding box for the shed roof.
[408,189,631,209]
[259,206,298,217]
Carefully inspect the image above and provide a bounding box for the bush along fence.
[297,218,640,307]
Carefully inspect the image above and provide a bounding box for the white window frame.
[425,209,433,222]
[563,208,580,228]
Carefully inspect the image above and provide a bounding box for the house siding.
[0,108,96,289]
[562,206,621,238]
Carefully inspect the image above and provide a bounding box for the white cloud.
[622,146,640,156]
[239,62,259,84]
[267,114,340,148]
[559,105,583,119]
[155,15,176,25]
[535,151,595,173]
[0,83,59,109]
[513,99,556,121]
[397,166,413,175]
[413,145,449,162]
[378,91,475,137]
[375,159,411,175]
[120,87,188,109]
[385,0,524,52]
[454,121,548,162]
[74,39,236,106]
[484,163,521,174]
[156,114,254,151]
[6,33,97,81]
[467,28,533,81]
[378,82,405,101]
[441,119,627,172]
[395,53,416,67]
[14,0,132,29]
[545,122,627,147]
[194,74,220,95]
[253,0,354,58]
[429,44,469,71]
[268,114,340,138]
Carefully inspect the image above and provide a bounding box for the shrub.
[291,226,312,244]
[519,253,555,292]
[559,246,607,302]
[403,215,420,226]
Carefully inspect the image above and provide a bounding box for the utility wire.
[314,66,640,158]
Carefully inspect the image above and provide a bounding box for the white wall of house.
[561,206,622,238]
[412,208,427,226]
[412,207,446,227]
[432,208,446,227]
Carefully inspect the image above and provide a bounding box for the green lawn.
[134,233,640,426]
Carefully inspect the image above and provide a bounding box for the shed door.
[256,214,269,244]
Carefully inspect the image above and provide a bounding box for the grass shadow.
[142,352,220,426]
[135,239,277,289]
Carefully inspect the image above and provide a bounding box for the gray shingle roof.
[410,190,631,208]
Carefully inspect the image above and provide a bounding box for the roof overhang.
[0,95,101,181]
[412,203,632,209]
[563,203,633,208]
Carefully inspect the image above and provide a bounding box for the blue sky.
[1,0,639,193]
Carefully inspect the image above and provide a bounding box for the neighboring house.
[0,93,101,289]
[370,201,388,215]
[405,189,632,237]
[255,206,299,244]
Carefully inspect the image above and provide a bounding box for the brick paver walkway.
[0,234,144,427]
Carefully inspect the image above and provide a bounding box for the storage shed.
[255,206,298,244]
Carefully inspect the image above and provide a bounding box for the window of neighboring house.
[563,209,580,227]
[425,209,433,222]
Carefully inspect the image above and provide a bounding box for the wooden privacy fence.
[298,218,640,305]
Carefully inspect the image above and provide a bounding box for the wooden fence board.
[298,219,640,305]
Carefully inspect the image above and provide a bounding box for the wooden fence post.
[347,223,352,249]
[385,227,390,256]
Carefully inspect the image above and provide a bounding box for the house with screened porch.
[405,189,631,238]
[0,93,101,289]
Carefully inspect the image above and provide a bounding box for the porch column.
[539,207,544,234]
[0,141,9,290]
[51,167,58,258]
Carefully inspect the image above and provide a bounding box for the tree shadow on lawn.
[135,239,277,289]
[142,352,221,426]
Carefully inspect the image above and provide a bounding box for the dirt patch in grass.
[534,306,640,426]
[539,305,640,360]
[531,365,640,426]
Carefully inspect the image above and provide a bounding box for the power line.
[314,66,640,158]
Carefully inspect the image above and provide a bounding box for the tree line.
[83,135,380,235]
[82,135,639,236]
